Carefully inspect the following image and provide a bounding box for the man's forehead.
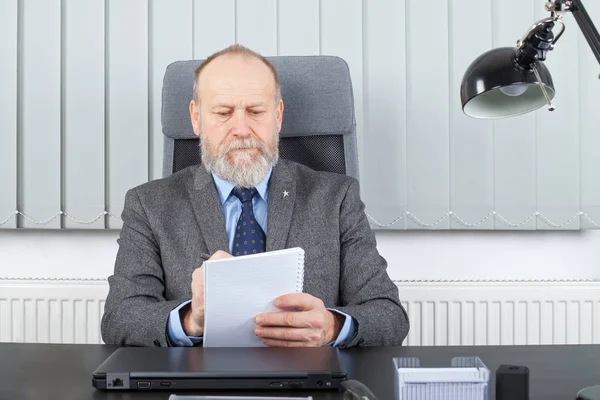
[201,80,274,106]
[198,55,276,93]
[205,77,271,93]
[208,92,268,107]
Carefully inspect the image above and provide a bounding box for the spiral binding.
[296,249,305,293]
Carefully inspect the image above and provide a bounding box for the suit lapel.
[187,166,229,254]
[266,161,296,251]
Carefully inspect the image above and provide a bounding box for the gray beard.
[200,134,279,188]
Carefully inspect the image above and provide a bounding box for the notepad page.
[203,247,305,347]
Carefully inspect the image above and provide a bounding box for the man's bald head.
[192,44,281,105]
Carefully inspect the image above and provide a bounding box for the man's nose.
[231,111,252,137]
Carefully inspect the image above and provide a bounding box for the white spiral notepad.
[202,247,305,347]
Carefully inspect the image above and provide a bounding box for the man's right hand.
[181,250,233,336]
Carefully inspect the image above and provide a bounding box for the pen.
[200,252,211,262]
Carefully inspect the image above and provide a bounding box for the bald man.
[101,44,409,348]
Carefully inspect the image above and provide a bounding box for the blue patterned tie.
[231,187,266,256]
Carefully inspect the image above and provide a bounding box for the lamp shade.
[460,47,555,119]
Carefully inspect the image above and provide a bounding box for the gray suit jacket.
[101,159,409,347]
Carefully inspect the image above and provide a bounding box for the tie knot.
[232,187,257,203]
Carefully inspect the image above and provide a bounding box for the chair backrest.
[161,56,359,180]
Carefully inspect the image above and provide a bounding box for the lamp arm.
[570,0,600,65]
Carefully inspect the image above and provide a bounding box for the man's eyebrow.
[210,103,234,109]
[209,102,266,109]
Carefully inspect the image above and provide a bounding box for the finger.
[191,266,205,305]
[192,266,205,288]
[274,293,320,311]
[255,311,304,328]
[254,327,324,343]
[192,285,204,306]
[210,250,233,260]
[255,311,324,329]
[192,265,204,281]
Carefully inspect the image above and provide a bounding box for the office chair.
[160,56,359,180]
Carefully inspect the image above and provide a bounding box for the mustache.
[218,137,268,154]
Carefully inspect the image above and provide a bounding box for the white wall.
[2,230,599,282]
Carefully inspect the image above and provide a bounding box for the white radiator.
[2,280,600,345]
[0,280,107,344]
[399,281,600,346]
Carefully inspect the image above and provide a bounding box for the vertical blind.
[1,0,599,230]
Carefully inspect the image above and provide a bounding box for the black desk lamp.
[460,0,600,119]
[460,1,600,398]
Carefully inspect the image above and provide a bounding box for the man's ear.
[190,99,201,137]
[276,99,284,132]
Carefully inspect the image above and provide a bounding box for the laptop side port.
[137,381,151,389]
[106,373,130,389]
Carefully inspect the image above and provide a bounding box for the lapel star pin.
[282,190,289,198]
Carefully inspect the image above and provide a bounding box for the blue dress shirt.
[167,168,356,347]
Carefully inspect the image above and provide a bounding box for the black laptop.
[92,346,347,391]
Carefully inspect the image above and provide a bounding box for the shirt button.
[178,341,184,346]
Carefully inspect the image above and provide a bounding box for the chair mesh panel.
[172,135,346,175]
[173,139,202,175]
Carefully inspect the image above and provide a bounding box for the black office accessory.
[461,0,600,119]
[92,346,347,391]
[495,364,529,400]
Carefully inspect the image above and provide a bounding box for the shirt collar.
[211,166,273,206]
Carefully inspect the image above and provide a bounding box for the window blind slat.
[21,0,61,229]
[449,0,494,230]
[0,0,18,229]
[579,1,600,229]
[236,0,277,56]
[193,0,235,58]
[534,4,581,230]
[277,0,319,56]
[63,0,105,229]
[149,0,193,182]
[320,0,364,181]
[362,0,407,230]
[492,0,537,230]
[106,0,149,230]
[405,0,450,230]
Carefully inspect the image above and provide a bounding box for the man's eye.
[250,110,264,115]
[217,112,230,116]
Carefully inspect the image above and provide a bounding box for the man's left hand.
[254,293,344,347]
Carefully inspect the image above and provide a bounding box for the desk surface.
[1,343,599,400]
